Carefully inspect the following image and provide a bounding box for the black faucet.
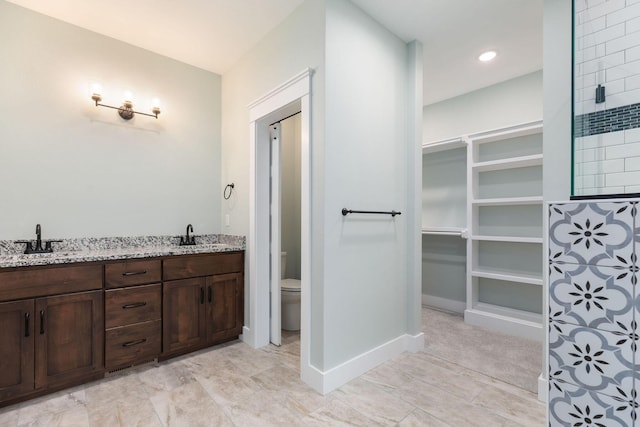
[35,224,43,251]
[16,224,62,254]
[180,224,196,246]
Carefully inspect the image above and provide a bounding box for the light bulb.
[122,90,133,108]
[478,51,497,62]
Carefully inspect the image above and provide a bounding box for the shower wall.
[573,0,640,196]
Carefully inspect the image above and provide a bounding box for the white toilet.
[280,252,301,331]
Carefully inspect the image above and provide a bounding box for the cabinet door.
[162,277,206,354]
[0,300,35,400]
[206,273,243,343]
[35,291,104,390]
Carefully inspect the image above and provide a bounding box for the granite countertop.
[0,234,245,269]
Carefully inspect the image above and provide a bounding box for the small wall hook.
[224,183,235,200]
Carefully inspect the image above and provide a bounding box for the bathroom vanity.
[0,236,244,407]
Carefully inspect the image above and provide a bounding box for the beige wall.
[0,1,222,239]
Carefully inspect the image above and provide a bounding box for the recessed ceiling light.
[478,51,497,62]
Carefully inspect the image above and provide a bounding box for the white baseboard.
[301,333,425,395]
[464,308,543,342]
[241,326,253,347]
[538,374,547,403]
[422,294,465,314]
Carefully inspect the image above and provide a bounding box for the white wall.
[423,70,543,143]
[222,0,421,375]
[220,0,326,346]
[0,1,222,239]
[323,0,418,369]
[281,114,302,280]
[542,0,573,401]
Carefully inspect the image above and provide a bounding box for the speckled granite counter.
[0,234,245,268]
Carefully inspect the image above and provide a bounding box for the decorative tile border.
[574,102,640,138]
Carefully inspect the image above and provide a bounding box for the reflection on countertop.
[0,234,245,268]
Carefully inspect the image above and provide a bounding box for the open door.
[269,123,281,346]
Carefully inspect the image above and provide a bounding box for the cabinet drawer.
[105,320,161,370]
[0,264,102,301]
[163,252,243,281]
[105,259,161,289]
[105,284,161,329]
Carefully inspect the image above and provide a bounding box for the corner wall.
[323,0,421,370]
[0,1,222,239]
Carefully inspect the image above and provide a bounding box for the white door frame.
[269,123,281,346]
[246,69,312,383]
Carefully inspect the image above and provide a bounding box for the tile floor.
[0,308,546,426]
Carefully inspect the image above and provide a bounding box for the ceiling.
[6,0,542,106]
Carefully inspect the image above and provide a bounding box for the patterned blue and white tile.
[548,379,637,427]
[549,264,634,334]
[549,323,634,399]
[549,201,635,267]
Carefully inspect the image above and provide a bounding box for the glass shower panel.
[573,0,640,197]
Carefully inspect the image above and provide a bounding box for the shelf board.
[422,138,466,154]
[468,120,543,145]
[471,269,543,286]
[422,227,468,238]
[472,154,542,172]
[471,196,543,206]
[471,235,543,244]
[464,304,543,341]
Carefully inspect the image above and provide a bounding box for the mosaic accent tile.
[574,102,640,138]
[549,380,637,427]
[550,264,634,334]
[549,202,635,267]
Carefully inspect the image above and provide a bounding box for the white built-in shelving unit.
[465,120,543,341]
[421,120,543,341]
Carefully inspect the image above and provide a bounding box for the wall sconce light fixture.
[91,89,161,120]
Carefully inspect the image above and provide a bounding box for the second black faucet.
[180,224,196,246]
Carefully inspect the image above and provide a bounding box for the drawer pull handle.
[25,312,30,338]
[122,302,147,310]
[40,310,45,335]
[208,286,212,303]
[200,287,205,305]
[122,338,147,348]
[122,270,147,277]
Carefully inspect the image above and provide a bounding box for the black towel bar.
[341,208,401,217]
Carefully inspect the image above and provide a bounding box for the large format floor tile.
[0,307,545,426]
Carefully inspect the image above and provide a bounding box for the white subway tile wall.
[574,128,640,194]
[575,0,640,115]
[573,0,640,195]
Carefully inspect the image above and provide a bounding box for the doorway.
[247,69,315,390]
[271,113,302,347]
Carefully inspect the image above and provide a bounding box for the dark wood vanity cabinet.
[34,291,104,390]
[0,265,103,403]
[0,299,35,401]
[0,250,244,406]
[104,259,162,371]
[162,252,244,357]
